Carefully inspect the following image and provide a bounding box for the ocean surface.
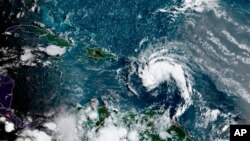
[0,0,250,141]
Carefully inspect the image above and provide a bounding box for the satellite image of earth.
[0,0,250,141]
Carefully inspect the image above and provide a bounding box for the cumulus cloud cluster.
[0,117,15,133]
[15,129,52,141]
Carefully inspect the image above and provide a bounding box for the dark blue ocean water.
[1,0,250,140]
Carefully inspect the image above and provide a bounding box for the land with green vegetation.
[6,25,71,47]
[76,47,116,61]
[78,101,193,141]
[167,125,192,141]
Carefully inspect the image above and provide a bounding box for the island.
[5,25,71,47]
[76,47,116,61]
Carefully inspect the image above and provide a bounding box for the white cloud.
[127,130,139,141]
[5,121,15,133]
[39,45,66,56]
[21,48,35,66]
[43,122,57,131]
[91,125,128,141]
[16,129,52,141]
[54,112,79,141]
[0,117,15,133]
[137,48,193,117]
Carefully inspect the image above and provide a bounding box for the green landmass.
[167,125,193,141]
[46,33,71,47]
[16,25,48,35]
[85,47,116,61]
[96,107,110,126]
[7,25,71,47]
[76,47,116,61]
[78,102,193,141]
[127,110,193,141]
